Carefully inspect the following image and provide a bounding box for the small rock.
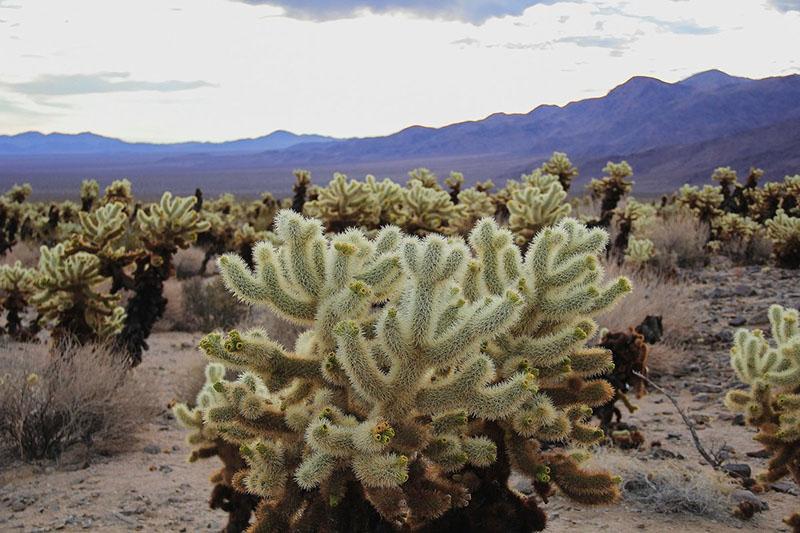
[732,414,746,426]
[159,465,173,474]
[722,463,752,480]
[728,316,747,327]
[732,284,756,297]
[143,444,160,455]
[771,481,799,496]
[730,489,768,511]
[707,288,726,299]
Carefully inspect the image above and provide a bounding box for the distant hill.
[0,130,335,155]
[1,69,799,198]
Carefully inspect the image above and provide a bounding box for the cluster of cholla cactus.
[175,209,631,531]
[587,161,634,228]
[0,180,210,362]
[540,152,579,193]
[672,168,800,267]
[765,210,800,269]
[724,304,800,531]
[506,172,571,248]
[1,184,32,255]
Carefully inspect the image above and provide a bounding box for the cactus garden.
[0,161,798,532]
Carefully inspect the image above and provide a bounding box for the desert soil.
[1,264,799,532]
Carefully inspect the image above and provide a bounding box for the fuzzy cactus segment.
[725,304,800,529]
[180,209,629,531]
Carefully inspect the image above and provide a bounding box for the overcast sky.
[1,0,798,142]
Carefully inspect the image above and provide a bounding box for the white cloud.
[0,0,797,142]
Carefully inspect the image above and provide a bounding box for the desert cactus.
[101,179,134,208]
[116,192,210,364]
[31,243,126,345]
[80,179,100,212]
[724,304,800,530]
[445,171,465,203]
[393,179,456,235]
[175,209,629,531]
[65,202,140,292]
[507,179,570,247]
[540,152,579,192]
[448,187,496,236]
[291,170,312,213]
[588,161,634,227]
[765,209,800,268]
[677,184,723,225]
[0,261,38,340]
[303,173,381,232]
[623,237,655,269]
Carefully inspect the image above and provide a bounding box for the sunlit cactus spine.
[724,304,800,530]
[175,209,630,531]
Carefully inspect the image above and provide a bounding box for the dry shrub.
[643,211,709,271]
[594,452,736,521]
[0,342,158,461]
[180,276,248,332]
[1,240,39,267]
[647,343,692,375]
[717,232,773,266]
[174,246,205,280]
[599,261,700,347]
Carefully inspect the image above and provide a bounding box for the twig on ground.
[632,371,723,470]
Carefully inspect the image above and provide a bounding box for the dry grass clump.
[173,245,205,280]
[597,261,700,374]
[599,261,699,346]
[643,211,709,271]
[0,342,158,461]
[595,451,736,522]
[180,277,248,332]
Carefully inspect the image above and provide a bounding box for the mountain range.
[2,69,799,198]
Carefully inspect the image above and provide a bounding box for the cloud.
[4,72,215,96]
[769,0,800,11]
[591,5,719,35]
[235,0,551,24]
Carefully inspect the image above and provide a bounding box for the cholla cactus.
[407,167,441,190]
[101,179,134,207]
[117,192,210,364]
[31,243,125,345]
[65,202,140,292]
[448,188,496,236]
[291,170,312,213]
[393,179,456,235]
[303,173,381,232]
[623,237,654,268]
[765,209,800,268]
[175,209,630,531]
[444,171,464,203]
[507,180,571,246]
[677,184,723,224]
[588,161,634,227]
[540,152,579,192]
[0,261,38,340]
[80,179,100,212]
[724,304,800,530]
